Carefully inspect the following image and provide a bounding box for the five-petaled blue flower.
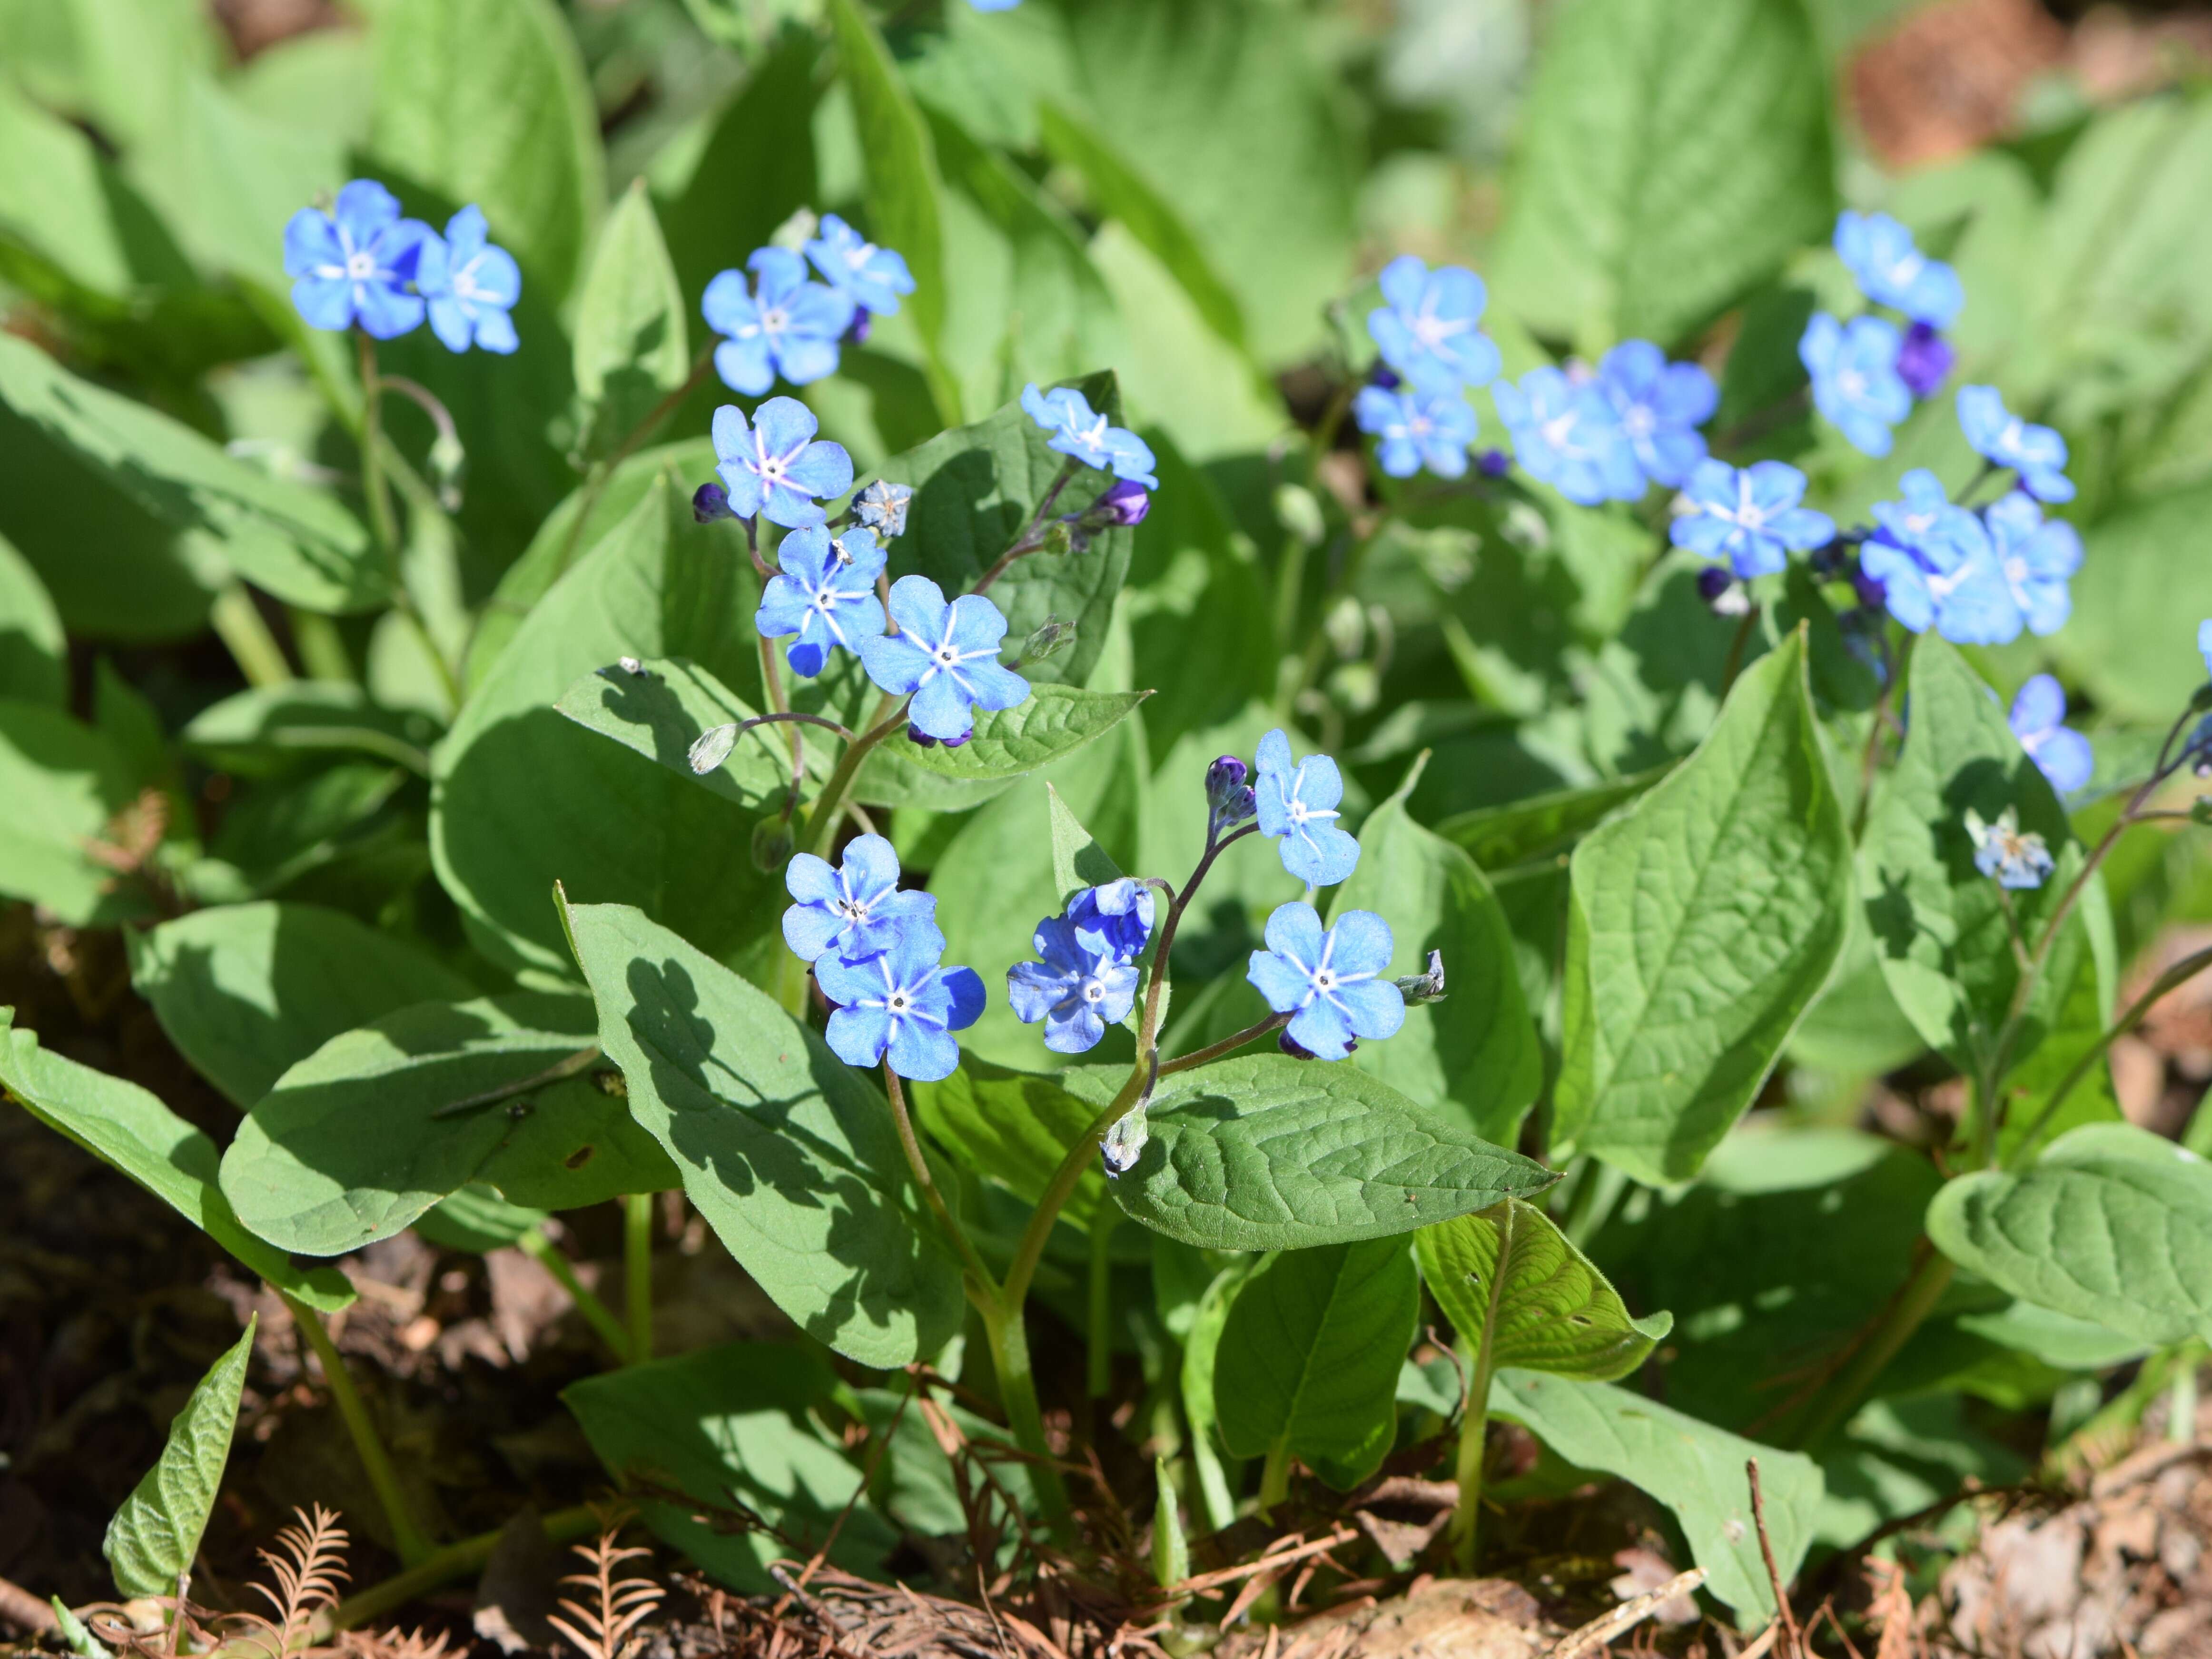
[284,180,434,338]
[1006,897,1147,1056]
[1254,728,1360,888]
[2010,675,2093,796]
[756,524,887,678]
[1596,340,1716,489]
[1985,491,2081,638]
[857,576,1030,743]
[1021,384,1158,487]
[711,396,854,529]
[782,832,938,963]
[703,247,855,397]
[1834,210,1963,329]
[853,479,913,538]
[1491,368,1642,505]
[804,214,915,317]
[1365,255,1502,396]
[1245,902,1404,1062]
[1965,807,2054,891]
[1069,878,1155,964]
[1670,460,1837,579]
[417,206,521,355]
[1353,385,1477,479]
[1869,468,1981,564]
[816,926,985,1082]
[1958,386,2073,504]
[1859,515,2013,644]
[1800,313,1912,457]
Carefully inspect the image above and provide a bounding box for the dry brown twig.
[1547,1568,1709,1659]
[546,1523,665,1659]
[1746,1459,1805,1659]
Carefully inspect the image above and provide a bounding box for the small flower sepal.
[1393,949,1447,1006]
[853,479,914,538]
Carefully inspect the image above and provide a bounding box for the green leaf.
[1417,1198,1670,1384]
[571,179,690,463]
[563,1341,892,1591]
[910,1054,1106,1233]
[1856,635,2086,1073]
[823,0,952,420]
[889,685,1148,785]
[564,902,965,1368]
[1926,1123,2212,1347]
[1048,782,1125,905]
[128,901,476,1108]
[0,334,380,612]
[1437,766,1674,871]
[181,683,440,777]
[2058,485,2212,722]
[553,655,823,811]
[1554,631,1853,1184]
[103,1317,256,1598]
[220,992,677,1255]
[0,699,148,925]
[413,1182,547,1254]
[1491,0,1835,350]
[366,0,603,301]
[869,374,1137,691]
[1181,1261,1247,1531]
[662,29,818,310]
[0,1010,352,1311]
[432,476,774,977]
[1328,757,1542,1146]
[1096,1053,1559,1252]
[1213,1239,1418,1491]
[0,533,65,706]
[1490,1371,1823,1621]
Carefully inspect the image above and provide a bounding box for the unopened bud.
[428,430,466,512]
[1368,364,1401,391]
[1101,1105,1149,1177]
[1085,479,1151,529]
[1323,594,1365,660]
[769,205,819,251]
[751,817,794,872]
[690,722,740,774]
[843,310,872,346]
[1476,448,1511,478]
[1021,614,1076,666]
[1274,483,1326,548]
[1043,520,1076,558]
[1393,950,1447,1006]
[1896,322,1955,399]
[1205,755,1255,830]
[591,1068,628,1098]
[693,482,736,523]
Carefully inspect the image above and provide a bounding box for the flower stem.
[1138,823,1257,1057]
[623,1191,655,1364]
[1258,1441,1294,1511]
[1450,1360,1494,1571]
[1783,1242,1955,1452]
[972,457,1082,596]
[882,1066,997,1297]
[801,694,907,858]
[209,583,295,688]
[354,332,463,715]
[282,1292,434,1566]
[1086,1205,1121,1401]
[550,342,721,582]
[1158,1012,1289,1076]
[979,1295,1069,1519]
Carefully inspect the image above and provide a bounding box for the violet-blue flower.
[756,524,887,678]
[1491,367,1643,505]
[1669,459,1837,579]
[816,926,984,1082]
[1869,468,1983,565]
[2009,675,2093,796]
[1896,322,1955,398]
[1254,728,1360,888]
[1365,255,1502,396]
[283,180,434,338]
[1800,313,1911,458]
[1353,385,1477,479]
[702,247,855,396]
[1834,210,1964,329]
[803,213,915,317]
[1985,491,2081,638]
[856,575,1030,743]
[2200,619,2212,680]
[1958,386,2074,504]
[1021,384,1158,487]
[711,396,854,529]
[1596,339,1716,489]
[1006,887,1152,1055]
[1068,878,1155,963]
[1245,902,1404,1063]
[417,206,521,355]
[782,832,938,963]
[1207,754,1256,835]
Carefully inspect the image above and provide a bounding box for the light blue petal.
[1247,950,1315,1015]
[783,903,844,962]
[1262,901,1327,966]
[1333,978,1407,1043]
[291,274,355,332]
[857,631,932,696]
[1325,909,1395,978]
[908,672,973,742]
[1284,1000,1356,1061]
[714,336,774,396]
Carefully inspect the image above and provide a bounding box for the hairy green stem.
[550,342,720,583]
[980,1297,1068,1519]
[1257,1441,1293,1512]
[209,583,294,688]
[515,1228,631,1363]
[623,1192,655,1364]
[1159,1011,1289,1076]
[802,694,906,859]
[353,333,463,714]
[882,1066,998,1297]
[971,457,1081,597]
[281,1293,433,1566]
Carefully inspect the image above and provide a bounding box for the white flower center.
[1083,979,1106,1003]
[1313,969,1336,991]
[1624,406,1655,437]
[887,992,908,1012]
[1410,300,1467,350]
[346,251,377,281]
[1837,369,1866,399]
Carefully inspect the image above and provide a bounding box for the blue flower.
[803,214,915,317]
[1985,491,2081,638]
[1670,459,1837,579]
[1245,902,1404,1062]
[857,576,1030,743]
[853,479,913,538]
[283,180,434,338]
[1965,807,2053,891]
[1596,340,1716,489]
[702,247,855,397]
[1365,255,1502,395]
[1491,368,1643,505]
[816,926,985,1082]
[1021,384,1158,486]
[1068,877,1155,962]
[782,832,938,963]
[1834,211,1964,329]
[756,524,887,678]
[1206,754,1256,836]
[1353,385,1477,479]
[2010,675,2093,796]
[1254,728,1360,888]
[1958,386,2073,504]
[1800,313,1912,457]
[968,0,1021,9]
[711,396,854,529]
[1006,907,1147,1059]
[1869,468,1983,564]
[417,206,521,355]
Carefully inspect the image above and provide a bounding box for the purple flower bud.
[1853,568,1888,612]
[1896,322,1955,399]
[1476,448,1510,478]
[942,731,970,750]
[692,481,735,523]
[908,729,938,749]
[844,310,872,347]
[1369,364,1401,392]
[1092,478,1151,528]
[1696,566,1734,604]
[1205,754,1256,831]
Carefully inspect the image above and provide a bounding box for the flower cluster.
[1799,212,1961,457]
[703,213,911,397]
[785,836,982,1081]
[1857,466,2080,647]
[1489,341,1718,506]
[284,181,521,353]
[1008,879,1156,1053]
[1354,256,1502,482]
[1669,460,1835,579]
